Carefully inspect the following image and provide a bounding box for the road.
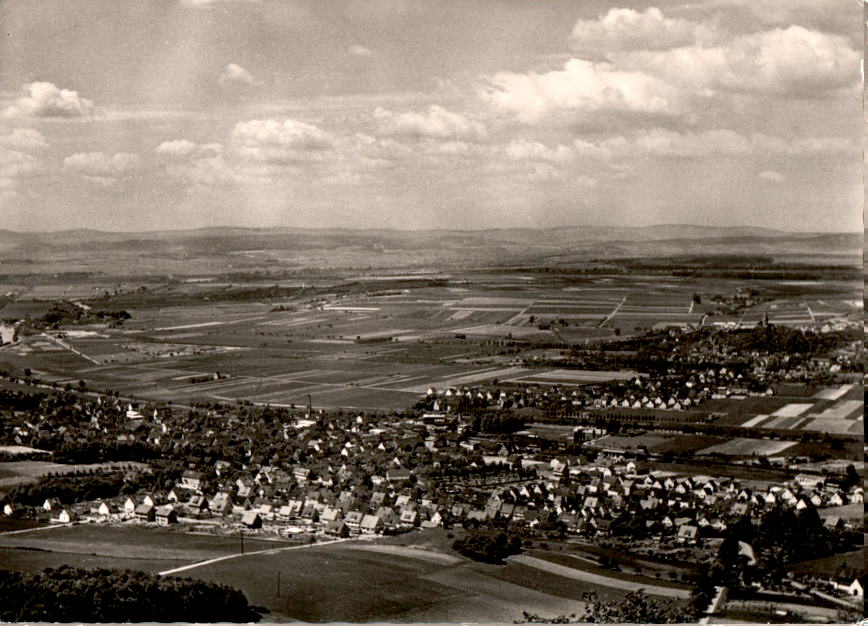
[509,554,691,599]
[598,296,627,328]
[158,536,356,576]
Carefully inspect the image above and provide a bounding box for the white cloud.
[231,118,336,166]
[0,128,47,150]
[349,45,373,57]
[480,59,685,124]
[573,129,856,159]
[0,129,46,192]
[570,7,715,53]
[233,118,335,150]
[374,105,487,141]
[219,63,261,87]
[757,170,783,183]
[0,148,39,182]
[181,0,260,6]
[4,82,94,118]
[156,139,223,157]
[622,26,859,98]
[63,152,143,184]
[505,139,575,162]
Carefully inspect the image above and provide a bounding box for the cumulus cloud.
[156,139,223,157]
[481,58,686,123]
[0,149,39,182]
[4,82,94,119]
[231,118,336,165]
[757,170,784,183]
[0,128,48,150]
[505,139,575,163]
[219,63,261,87]
[570,7,715,53]
[349,45,373,57]
[0,129,47,192]
[622,26,859,97]
[63,152,143,184]
[374,105,487,141]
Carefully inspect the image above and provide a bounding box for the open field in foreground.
[0,522,686,622]
[0,523,296,566]
[177,542,597,623]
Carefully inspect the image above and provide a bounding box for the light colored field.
[0,445,50,455]
[699,438,797,457]
[770,403,814,418]
[456,297,534,307]
[341,543,461,565]
[817,503,863,521]
[400,366,531,393]
[813,385,855,401]
[452,323,550,337]
[762,416,802,429]
[802,419,863,434]
[740,414,770,428]
[508,369,638,384]
[812,400,862,420]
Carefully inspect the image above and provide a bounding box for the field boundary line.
[40,332,101,365]
[157,536,355,576]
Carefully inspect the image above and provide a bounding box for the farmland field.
[698,438,798,457]
[1,270,859,411]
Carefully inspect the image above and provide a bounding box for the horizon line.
[1,223,863,236]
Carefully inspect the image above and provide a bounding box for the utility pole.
[277,570,280,598]
[240,529,244,554]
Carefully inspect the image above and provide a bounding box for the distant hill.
[0,225,861,274]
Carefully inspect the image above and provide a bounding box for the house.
[386,468,412,483]
[210,492,233,516]
[320,507,341,523]
[123,497,137,516]
[155,505,178,526]
[400,509,419,526]
[43,498,61,512]
[677,525,699,544]
[325,521,349,537]
[241,511,262,529]
[834,577,864,598]
[187,494,209,513]
[345,511,364,529]
[376,506,398,527]
[134,504,155,522]
[422,510,443,528]
[97,502,113,517]
[360,514,382,534]
[54,509,76,524]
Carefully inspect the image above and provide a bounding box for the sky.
[0,0,863,232]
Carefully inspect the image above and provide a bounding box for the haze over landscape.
[0,0,863,233]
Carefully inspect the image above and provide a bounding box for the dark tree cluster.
[516,590,693,624]
[0,566,259,623]
[452,527,522,563]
